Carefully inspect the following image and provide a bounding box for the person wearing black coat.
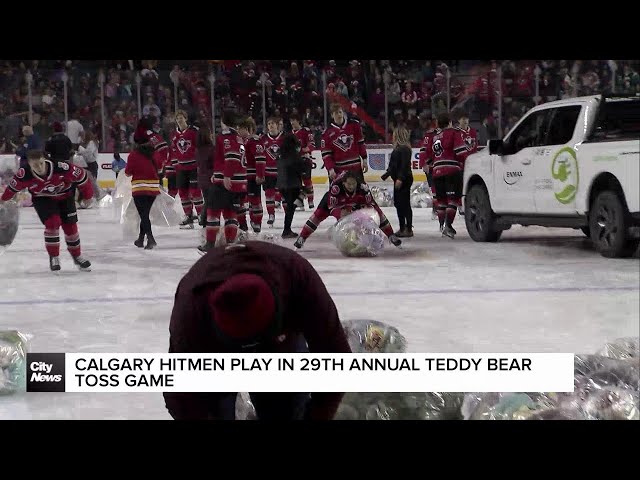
[276,133,306,238]
[44,122,73,163]
[383,127,414,237]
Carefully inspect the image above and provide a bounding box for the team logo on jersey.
[256,144,264,153]
[330,184,340,195]
[224,139,231,149]
[40,182,65,195]
[176,137,192,154]
[333,134,354,152]
[266,144,280,160]
[432,139,444,157]
[465,136,476,150]
[16,168,25,179]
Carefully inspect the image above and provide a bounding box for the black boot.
[145,234,157,250]
[134,234,145,248]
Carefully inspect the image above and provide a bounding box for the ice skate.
[275,201,282,210]
[294,236,305,249]
[179,215,194,229]
[197,241,215,254]
[294,198,304,209]
[251,221,261,233]
[72,255,92,271]
[442,224,455,239]
[145,235,157,250]
[49,256,61,272]
[239,223,249,232]
[389,234,402,247]
[267,214,275,227]
[307,202,314,209]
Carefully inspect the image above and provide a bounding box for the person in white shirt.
[66,113,85,149]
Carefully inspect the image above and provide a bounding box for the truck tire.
[580,227,590,237]
[464,184,502,242]
[589,191,635,258]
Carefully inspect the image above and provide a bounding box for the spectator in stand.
[401,82,418,113]
[142,95,161,120]
[0,134,16,154]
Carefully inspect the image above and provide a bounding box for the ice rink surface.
[1,184,638,419]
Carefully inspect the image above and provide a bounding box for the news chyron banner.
[26,353,576,393]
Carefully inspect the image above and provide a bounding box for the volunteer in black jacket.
[276,133,306,239]
[383,127,414,237]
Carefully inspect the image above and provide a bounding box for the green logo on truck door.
[551,147,579,204]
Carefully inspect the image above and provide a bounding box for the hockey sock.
[179,187,193,216]
[223,209,239,243]
[206,208,222,243]
[265,189,276,216]
[61,223,81,257]
[43,215,61,257]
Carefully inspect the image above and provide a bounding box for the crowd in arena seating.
[1,59,638,154]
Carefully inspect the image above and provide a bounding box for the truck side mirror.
[488,139,504,155]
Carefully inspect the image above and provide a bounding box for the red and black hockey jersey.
[244,135,263,181]
[327,180,374,212]
[1,160,93,201]
[170,125,199,171]
[148,131,169,175]
[418,128,440,169]
[256,132,283,178]
[320,117,367,173]
[213,128,246,193]
[454,126,478,167]
[426,128,466,178]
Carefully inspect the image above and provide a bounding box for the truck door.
[493,109,551,213]
[533,105,582,214]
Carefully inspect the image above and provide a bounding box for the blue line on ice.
[0,285,637,306]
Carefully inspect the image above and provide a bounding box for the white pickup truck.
[461,94,640,258]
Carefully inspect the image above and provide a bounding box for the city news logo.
[26,353,66,392]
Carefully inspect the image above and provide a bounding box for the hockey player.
[453,108,478,159]
[240,117,264,233]
[294,171,401,249]
[418,120,440,220]
[290,113,315,209]
[170,110,204,228]
[321,103,368,183]
[164,241,352,420]
[0,150,93,272]
[429,113,467,238]
[198,111,246,253]
[255,117,283,227]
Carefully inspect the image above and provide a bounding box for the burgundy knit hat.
[208,274,279,344]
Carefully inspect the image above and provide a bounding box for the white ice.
[0,184,638,419]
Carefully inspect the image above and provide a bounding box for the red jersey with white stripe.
[418,128,439,169]
[244,135,263,181]
[1,160,92,201]
[170,125,199,171]
[454,126,478,168]
[256,132,283,178]
[430,128,466,178]
[320,117,366,173]
[148,131,169,175]
[213,128,246,193]
[327,181,374,212]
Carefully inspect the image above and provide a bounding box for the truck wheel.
[464,184,502,242]
[580,227,590,237]
[589,191,634,258]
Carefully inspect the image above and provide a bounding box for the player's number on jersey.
[432,140,443,157]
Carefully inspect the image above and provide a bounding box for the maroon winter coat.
[163,241,352,420]
[196,143,214,191]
